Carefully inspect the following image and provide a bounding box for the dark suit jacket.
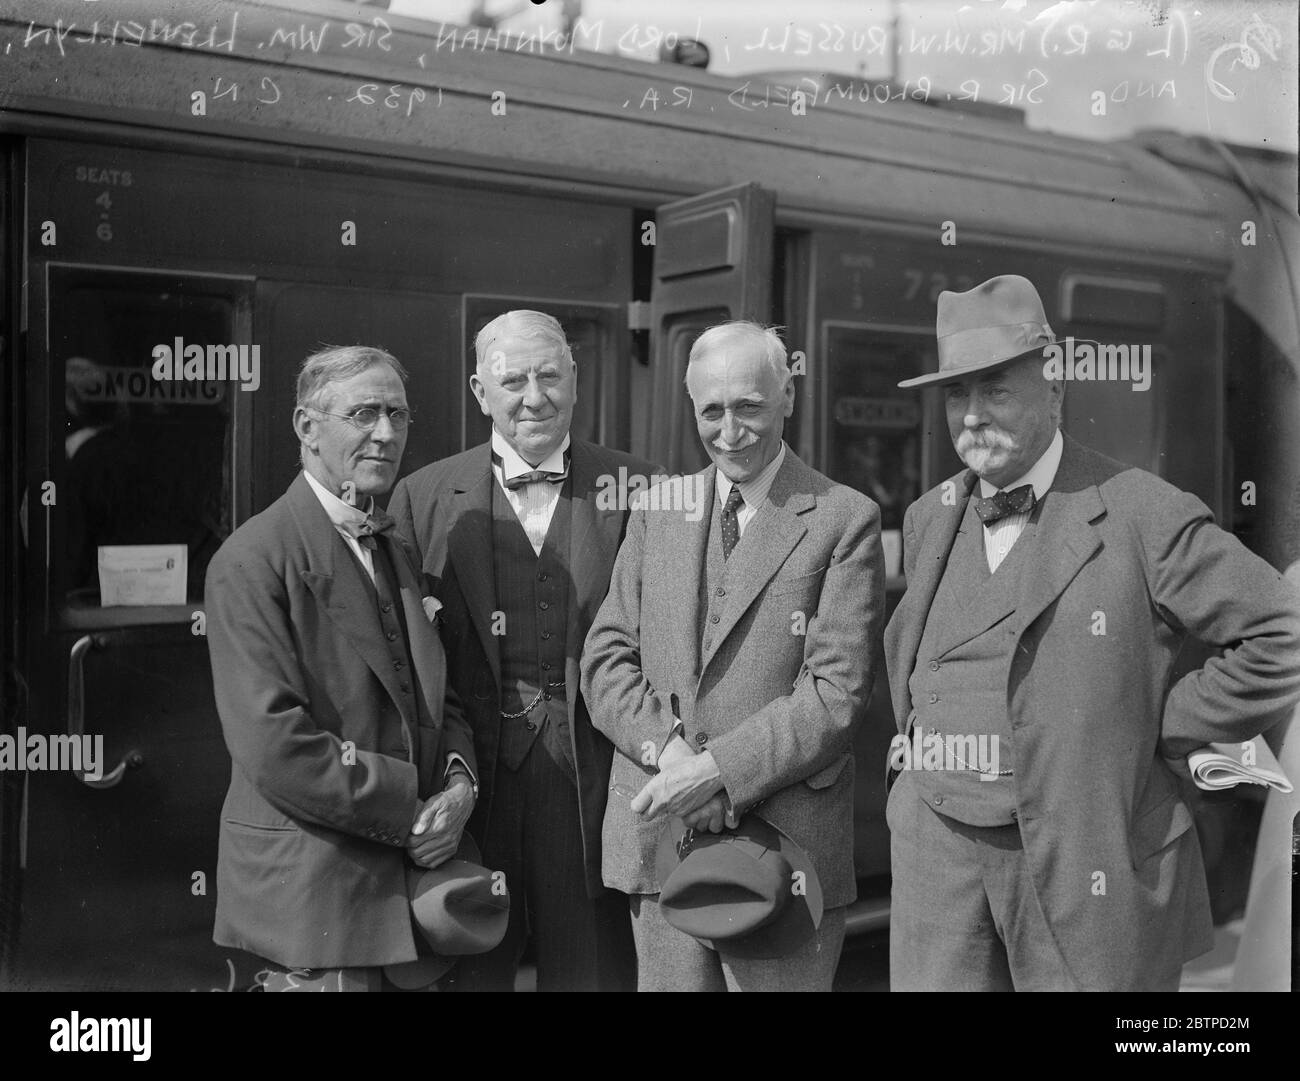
[582,450,885,910]
[388,438,656,896]
[205,472,475,969]
[885,434,1300,989]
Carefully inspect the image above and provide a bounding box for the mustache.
[956,429,1015,455]
[712,438,758,454]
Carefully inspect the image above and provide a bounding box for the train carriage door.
[0,137,20,979]
[11,265,255,991]
[648,183,775,473]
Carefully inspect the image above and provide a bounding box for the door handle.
[68,634,141,789]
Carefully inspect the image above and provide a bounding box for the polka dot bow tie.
[973,484,1035,525]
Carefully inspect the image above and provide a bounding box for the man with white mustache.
[584,321,885,990]
[884,275,1300,991]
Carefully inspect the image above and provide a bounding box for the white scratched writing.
[345,83,436,116]
[265,21,329,54]
[1205,13,1283,103]
[210,74,281,106]
[21,13,239,56]
[430,20,597,55]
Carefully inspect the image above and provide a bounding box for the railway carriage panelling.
[27,141,629,297]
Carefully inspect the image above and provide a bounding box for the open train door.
[0,137,21,981]
[648,182,775,473]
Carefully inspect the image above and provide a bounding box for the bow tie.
[495,453,569,491]
[348,508,396,550]
[974,484,1035,525]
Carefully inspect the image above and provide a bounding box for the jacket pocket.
[223,817,301,835]
[1128,787,1194,868]
[805,753,851,791]
[767,565,828,598]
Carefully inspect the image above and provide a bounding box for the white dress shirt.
[491,428,570,556]
[304,469,376,582]
[978,429,1063,572]
[715,442,787,539]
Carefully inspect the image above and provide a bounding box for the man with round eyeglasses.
[205,345,476,991]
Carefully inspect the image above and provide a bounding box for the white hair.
[474,310,573,374]
[685,321,790,386]
[296,345,407,410]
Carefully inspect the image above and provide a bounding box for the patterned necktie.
[721,487,745,560]
[353,508,396,551]
[973,484,1035,525]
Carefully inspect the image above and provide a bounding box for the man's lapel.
[1012,435,1105,633]
[700,453,810,675]
[889,470,975,723]
[444,446,501,691]
[567,442,626,627]
[288,474,414,730]
[564,443,628,700]
[929,505,1020,657]
[669,468,712,683]
[391,536,446,735]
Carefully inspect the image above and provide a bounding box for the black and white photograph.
[0,0,1298,1036]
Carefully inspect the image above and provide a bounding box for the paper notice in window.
[97,544,187,606]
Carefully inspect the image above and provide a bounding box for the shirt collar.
[303,469,374,531]
[716,442,787,511]
[978,428,1063,499]
[491,428,570,482]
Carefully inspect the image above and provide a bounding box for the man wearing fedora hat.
[584,320,884,991]
[885,275,1300,991]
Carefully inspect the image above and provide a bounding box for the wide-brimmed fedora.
[898,274,1067,389]
[655,813,823,960]
[382,833,509,989]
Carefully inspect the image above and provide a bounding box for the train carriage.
[0,0,1288,989]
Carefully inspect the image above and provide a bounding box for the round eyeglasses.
[311,406,412,432]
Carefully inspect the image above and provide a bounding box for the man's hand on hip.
[405,775,475,868]
[631,751,724,820]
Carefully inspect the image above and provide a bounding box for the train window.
[1061,275,1166,331]
[48,267,250,620]
[822,324,948,534]
[463,297,624,450]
